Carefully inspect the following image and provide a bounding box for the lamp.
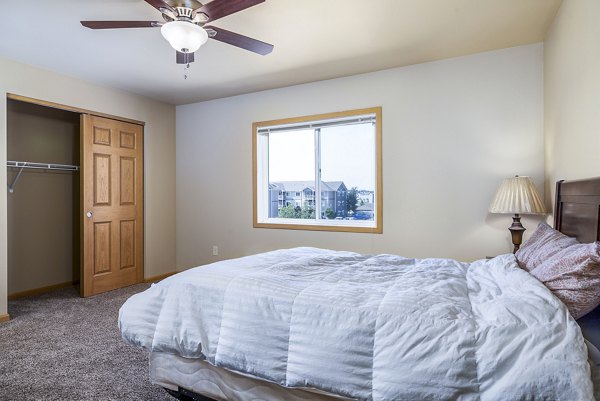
[489,175,547,253]
[160,21,208,53]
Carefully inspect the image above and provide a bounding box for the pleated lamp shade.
[489,176,547,214]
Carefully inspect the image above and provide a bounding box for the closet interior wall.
[7,100,80,295]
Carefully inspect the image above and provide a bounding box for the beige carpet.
[0,284,174,401]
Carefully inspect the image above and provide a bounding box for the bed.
[119,177,600,401]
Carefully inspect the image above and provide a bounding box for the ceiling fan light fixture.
[160,21,208,53]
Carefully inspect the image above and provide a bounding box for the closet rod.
[7,160,80,193]
[7,160,80,171]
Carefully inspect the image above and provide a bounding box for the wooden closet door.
[81,115,144,297]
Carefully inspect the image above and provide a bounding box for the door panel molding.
[93,154,112,206]
[120,131,136,149]
[93,127,112,146]
[93,222,112,275]
[120,220,136,270]
[119,157,136,205]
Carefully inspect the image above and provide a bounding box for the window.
[253,107,382,233]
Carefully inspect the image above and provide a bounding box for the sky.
[268,123,376,191]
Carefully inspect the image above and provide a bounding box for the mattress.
[149,352,354,401]
[150,343,600,401]
[151,333,600,401]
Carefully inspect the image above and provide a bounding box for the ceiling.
[0,0,562,105]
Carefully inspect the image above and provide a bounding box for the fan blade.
[196,0,264,23]
[206,26,273,55]
[81,21,161,29]
[176,51,195,64]
[144,0,175,13]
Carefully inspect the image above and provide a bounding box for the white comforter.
[119,247,594,401]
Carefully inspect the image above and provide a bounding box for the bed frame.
[165,177,600,401]
[165,387,215,401]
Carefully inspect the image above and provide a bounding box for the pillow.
[515,222,578,272]
[529,241,600,319]
[515,222,600,319]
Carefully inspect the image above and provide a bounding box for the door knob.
[86,211,93,218]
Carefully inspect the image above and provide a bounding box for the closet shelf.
[6,160,80,193]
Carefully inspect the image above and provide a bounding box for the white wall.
[0,58,177,317]
[544,0,600,203]
[176,44,545,270]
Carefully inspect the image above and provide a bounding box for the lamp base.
[509,214,526,253]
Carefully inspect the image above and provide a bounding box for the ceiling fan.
[81,0,273,65]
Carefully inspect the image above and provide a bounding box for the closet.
[6,95,144,298]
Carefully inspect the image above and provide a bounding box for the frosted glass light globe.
[161,21,208,53]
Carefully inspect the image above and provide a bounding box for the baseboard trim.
[144,271,177,283]
[8,281,79,300]
[0,313,10,324]
[7,273,178,300]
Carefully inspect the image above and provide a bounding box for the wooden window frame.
[252,107,383,234]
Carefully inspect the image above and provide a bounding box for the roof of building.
[271,181,345,192]
[325,181,347,191]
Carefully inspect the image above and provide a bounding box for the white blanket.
[119,247,594,401]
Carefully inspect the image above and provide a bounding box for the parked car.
[353,211,373,220]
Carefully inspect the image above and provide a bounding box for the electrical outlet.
[212,245,219,256]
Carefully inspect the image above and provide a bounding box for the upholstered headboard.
[554,177,600,243]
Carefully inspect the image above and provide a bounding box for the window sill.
[254,218,382,234]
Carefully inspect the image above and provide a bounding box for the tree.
[279,203,316,219]
[324,207,336,219]
[300,203,315,219]
[279,204,300,218]
[346,187,359,214]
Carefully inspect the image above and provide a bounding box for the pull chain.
[183,63,190,80]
